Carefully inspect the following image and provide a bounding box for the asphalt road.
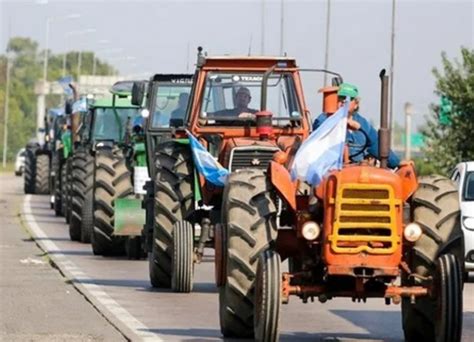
[2,173,474,341]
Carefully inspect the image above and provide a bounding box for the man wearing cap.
[313,83,400,168]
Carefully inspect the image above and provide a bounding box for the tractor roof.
[91,96,138,109]
[200,56,297,69]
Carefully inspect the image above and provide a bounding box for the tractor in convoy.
[134,49,318,294]
[82,81,140,255]
[24,107,61,196]
[65,81,141,255]
[219,70,464,342]
[115,74,194,259]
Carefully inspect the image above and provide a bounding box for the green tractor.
[115,74,193,260]
[23,108,59,196]
[83,82,142,255]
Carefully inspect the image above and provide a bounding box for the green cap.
[337,83,358,98]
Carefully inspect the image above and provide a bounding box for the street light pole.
[2,51,12,168]
[404,102,414,160]
[323,0,331,86]
[389,0,396,144]
[261,0,265,55]
[279,0,284,55]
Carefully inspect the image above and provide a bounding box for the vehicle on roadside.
[451,161,474,278]
[14,148,26,176]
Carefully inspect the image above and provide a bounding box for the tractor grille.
[228,147,278,172]
[328,184,400,255]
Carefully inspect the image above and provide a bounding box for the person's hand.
[238,112,255,119]
[347,116,361,130]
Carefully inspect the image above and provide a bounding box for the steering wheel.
[347,129,371,161]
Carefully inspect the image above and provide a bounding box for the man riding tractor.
[218,70,464,342]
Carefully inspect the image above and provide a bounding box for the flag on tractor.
[291,98,350,186]
[186,130,229,187]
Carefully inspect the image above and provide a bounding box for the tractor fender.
[269,161,297,211]
[396,161,418,201]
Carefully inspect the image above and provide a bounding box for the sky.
[0,0,473,132]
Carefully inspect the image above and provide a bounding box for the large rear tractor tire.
[70,150,94,243]
[402,175,464,342]
[24,148,36,194]
[219,169,277,338]
[35,154,50,194]
[171,221,194,293]
[149,141,194,288]
[92,150,133,256]
[54,161,63,216]
[254,250,281,342]
[65,158,73,224]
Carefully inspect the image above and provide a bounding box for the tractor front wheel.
[171,221,194,293]
[254,249,281,342]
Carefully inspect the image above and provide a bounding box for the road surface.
[1,173,473,341]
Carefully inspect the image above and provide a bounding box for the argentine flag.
[291,99,349,186]
[186,130,229,187]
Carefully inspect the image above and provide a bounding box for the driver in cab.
[212,86,257,119]
[313,83,400,169]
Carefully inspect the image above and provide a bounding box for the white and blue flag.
[186,130,229,187]
[291,99,349,186]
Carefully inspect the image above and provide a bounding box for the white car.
[451,161,474,274]
[14,148,26,176]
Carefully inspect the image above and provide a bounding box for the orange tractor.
[142,49,333,293]
[217,70,464,341]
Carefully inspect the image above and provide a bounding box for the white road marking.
[19,257,46,265]
[22,195,163,342]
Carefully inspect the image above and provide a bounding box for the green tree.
[421,47,474,174]
[0,36,118,163]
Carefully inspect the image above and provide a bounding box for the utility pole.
[404,102,414,160]
[323,0,331,86]
[77,50,82,80]
[2,51,12,168]
[389,0,396,144]
[261,0,265,55]
[279,0,284,55]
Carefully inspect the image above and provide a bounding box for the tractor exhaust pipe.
[260,64,277,111]
[379,69,390,169]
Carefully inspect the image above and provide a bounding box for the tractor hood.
[461,201,474,218]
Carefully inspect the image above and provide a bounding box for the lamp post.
[389,0,396,144]
[404,102,414,160]
[75,28,96,80]
[323,0,331,86]
[38,13,80,141]
[2,50,12,168]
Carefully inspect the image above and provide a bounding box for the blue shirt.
[313,112,400,169]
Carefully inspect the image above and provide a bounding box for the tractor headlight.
[404,222,423,242]
[141,109,150,118]
[463,217,474,230]
[302,221,321,241]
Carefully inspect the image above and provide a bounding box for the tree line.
[0,37,116,162]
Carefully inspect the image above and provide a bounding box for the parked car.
[14,148,26,176]
[451,161,474,276]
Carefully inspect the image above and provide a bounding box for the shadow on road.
[329,309,403,341]
[66,278,150,288]
[135,281,217,294]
